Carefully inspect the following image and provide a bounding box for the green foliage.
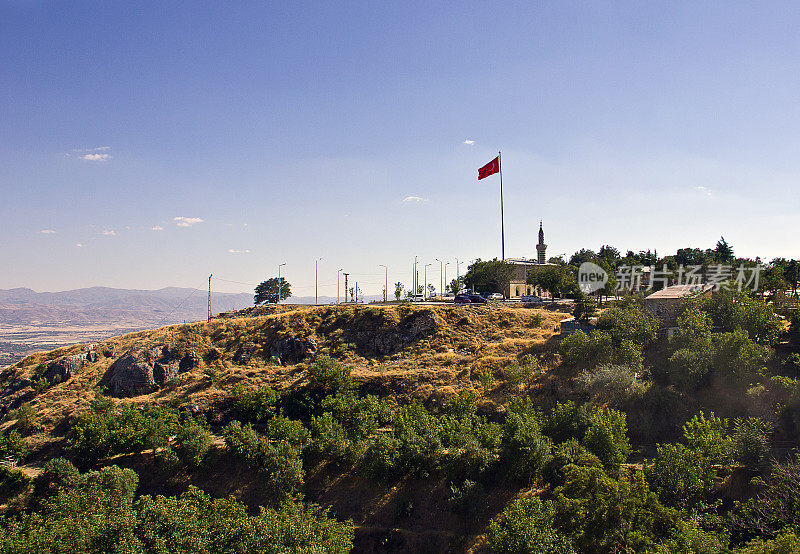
[543,401,592,443]
[222,421,304,498]
[488,497,576,554]
[448,479,487,525]
[782,352,800,376]
[552,465,678,553]
[308,412,350,461]
[688,289,782,345]
[572,292,597,323]
[596,301,660,347]
[68,403,183,468]
[543,439,603,488]
[738,530,800,554]
[734,458,800,542]
[306,355,354,396]
[682,412,734,466]
[0,430,27,462]
[0,467,30,501]
[733,417,773,469]
[463,258,516,295]
[582,408,631,476]
[320,392,391,440]
[33,458,81,498]
[788,311,800,349]
[528,264,577,301]
[171,414,212,468]
[503,354,539,387]
[0,466,353,553]
[645,443,714,508]
[560,330,615,368]
[230,385,280,424]
[576,364,650,407]
[254,277,292,305]
[12,402,36,434]
[500,411,552,482]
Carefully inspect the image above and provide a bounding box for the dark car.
[454,294,471,304]
[467,294,487,304]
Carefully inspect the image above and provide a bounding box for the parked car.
[467,294,487,304]
[520,294,543,303]
[454,294,471,304]
[485,293,504,301]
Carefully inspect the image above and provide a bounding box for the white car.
[520,294,543,303]
[486,293,504,301]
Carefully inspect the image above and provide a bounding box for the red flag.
[478,156,500,180]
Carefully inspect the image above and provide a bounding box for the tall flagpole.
[499,151,505,261]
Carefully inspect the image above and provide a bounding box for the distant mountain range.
[0,287,385,328]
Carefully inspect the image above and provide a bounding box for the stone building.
[505,221,555,298]
[645,284,713,327]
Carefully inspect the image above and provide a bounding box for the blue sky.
[2,1,799,297]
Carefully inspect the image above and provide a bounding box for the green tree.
[463,259,515,294]
[529,264,576,302]
[450,278,464,295]
[488,497,576,553]
[254,277,292,304]
[582,408,631,476]
[714,236,734,263]
[394,282,403,301]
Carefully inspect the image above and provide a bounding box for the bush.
[171,415,212,468]
[308,412,350,461]
[781,352,800,376]
[0,430,27,462]
[552,465,678,553]
[559,331,615,369]
[222,421,304,498]
[738,530,800,553]
[575,364,649,407]
[33,458,81,498]
[645,443,714,508]
[320,393,391,440]
[0,467,30,501]
[501,412,552,483]
[733,417,773,469]
[230,385,279,423]
[306,355,353,396]
[582,408,631,476]
[596,302,660,346]
[487,497,576,554]
[682,412,734,466]
[504,354,539,387]
[543,439,603,488]
[12,403,36,434]
[542,402,592,443]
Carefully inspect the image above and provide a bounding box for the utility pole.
[414,256,418,299]
[337,268,343,305]
[343,273,349,303]
[355,281,358,303]
[207,274,212,322]
[315,258,322,305]
[435,258,443,298]
[424,263,431,300]
[444,262,450,296]
[455,258,461,281]
[277,263,286,304]
[379,264,387,302]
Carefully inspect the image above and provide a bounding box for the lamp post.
[315,258,323,305]
[379,264,388,302]
[337,268,343,304]
[424,263,431,300]
[455,258,461,281]
[277,263,286,304]
[444,262,450,296]
[435,258,443,298]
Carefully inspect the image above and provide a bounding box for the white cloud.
[102,229,116,236]
[227,249,251,254]
[695,185,714,197]
[403,196,429,203]
[76,242,84,248]
[82,153,110,161]
[463,139,475,145]
[174,216,204,227]
[40,229,56,234]
[151,225,164,231]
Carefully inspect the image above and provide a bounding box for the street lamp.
[444,262,450,296]
[455,258,461,281]
[277,263,286,304]
[315,258,323,305]
[435,258,443,298]
[337,268,343,305]
[424,263,432,300]
[379,264,388,302]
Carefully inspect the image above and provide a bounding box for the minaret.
[536,221,547,264]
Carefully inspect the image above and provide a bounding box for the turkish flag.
[478,156,500,180]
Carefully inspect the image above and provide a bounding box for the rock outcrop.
[43,354,85,384]
[268,337,316,364]
[104,345,196,397]
[233,342,257,365]
[343,309,440,356]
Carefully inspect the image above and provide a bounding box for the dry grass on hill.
[1,303,571,460]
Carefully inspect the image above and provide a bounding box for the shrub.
[230,385,279,423]
[308,412,350,461]
[782,352,800,376]
[320,393,391,440]
[645,443,714,508]
[596,302,660,346]
[171,415,212,468]
[0,467,30,501]
[306,355,353,396]
[682,412,734,466]
[733,417,773,469]
[487,497,575,554]
[542,401,592,443]
[0,430,27,462]
[12,403,36,434]
[501,412,552,483]
[504,354,539,387]
[543,439,603,488]
[448,479,487,526]
[552,465,678,553]
[582,408,631,476]
[738,530,800,554]
[559,331,615,369]
[33,458,81,498]
[575,364,649,407]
